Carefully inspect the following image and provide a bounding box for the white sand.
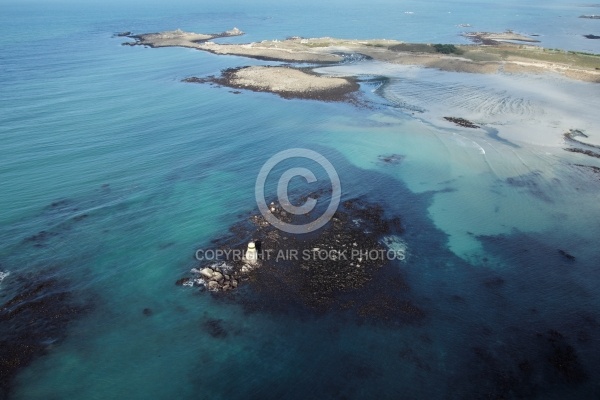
[318,61,600,148]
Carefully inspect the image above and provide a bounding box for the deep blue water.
[1,1,600,399]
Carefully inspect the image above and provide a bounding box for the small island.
[463,31,541,44]
[184,66,359,101]
[124,27,244,48]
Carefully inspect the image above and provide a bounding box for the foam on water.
[0,271,9,286]
[380,235,408,261]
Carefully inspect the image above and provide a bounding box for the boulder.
[231,279,238,288]
[200,268,215,279]
[207,281,219,291]
[211,272,224,282]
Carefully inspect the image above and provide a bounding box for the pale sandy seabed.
[125,29,600,261]
[314,61,600,261]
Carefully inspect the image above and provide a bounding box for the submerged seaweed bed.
[0,273,90,400]
[177,196,422,323]
[169,152,598,397]
[3,4,600,398]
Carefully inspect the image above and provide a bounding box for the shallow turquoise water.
[1,1,600,399]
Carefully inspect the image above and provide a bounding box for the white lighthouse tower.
[245,241,258,264]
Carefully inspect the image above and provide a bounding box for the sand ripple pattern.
[382,77,544,122]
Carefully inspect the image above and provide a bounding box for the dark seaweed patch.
[377,154,405,165]
[483,276,505,288]
[202,318,228,338]
[544,330,588,384]
[505,171,554,203]
[558,249,576,261]
[444,117,480,129]
[0,275,89,399]
[564,147,600,159]
[185,195,420,326]
[24,230,59,247]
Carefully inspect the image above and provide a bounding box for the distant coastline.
[122,28,600,101]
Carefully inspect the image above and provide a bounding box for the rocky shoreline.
[563,129,600,159]
[194,40,343,63]
[444,117,481,129]
[176,197,420,322]
[122,28,600,93]
[123,27,243,48]
[463,31,540,45]
[184,66,359,101]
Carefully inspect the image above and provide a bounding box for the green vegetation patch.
[433,44,463,55]
[389,43,436,53]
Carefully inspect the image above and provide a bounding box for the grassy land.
[433,44,463,55]
[388,43,464,55]
[294,37,599,71]
[471,46,600,69]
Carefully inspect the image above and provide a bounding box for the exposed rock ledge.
[463,31,540,44]
[122,29,600,86]
[184,66,359,101]
[196,40,343,63]
[124,27,244,48]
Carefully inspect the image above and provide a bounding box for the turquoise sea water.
[1,1,600,399]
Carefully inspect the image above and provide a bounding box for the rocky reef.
[177,197,420,323]
[444,117,480,129]
[184,66,359,102]
[123,28,244,48]
[565,147,600,158]
[0,273,89,399]
[123,27,600,87]
[378,154,405,165]
[463,31,540,45]
[562,129,600,159]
